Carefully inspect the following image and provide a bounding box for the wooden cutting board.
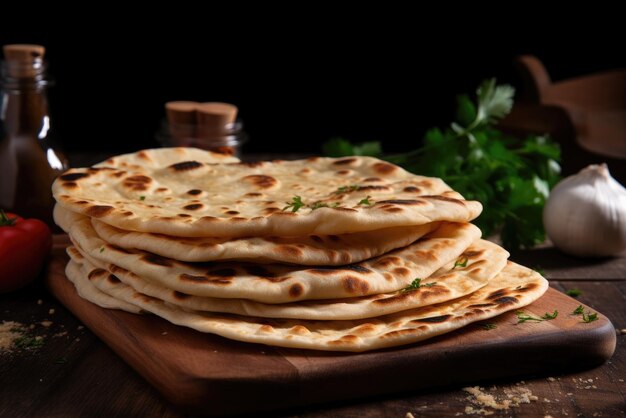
[45,240,616,416]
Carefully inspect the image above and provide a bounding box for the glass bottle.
[0,44,68,227]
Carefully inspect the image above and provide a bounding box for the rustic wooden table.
[1,152,624,417]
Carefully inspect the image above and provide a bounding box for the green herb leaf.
[476,78,515,125]
[541,310,558,320]
[582,312,599,323]
[572,305,585,315]
[309,201,328,210]
[358,196,373,206]
[282,196,305,213]
[565,288,582,297]
[481,323,497,330]
[99,246,105,253]
[139,195,146,201]
[515,310,558,324]
[454,256,469,269]
[401,278,436,292]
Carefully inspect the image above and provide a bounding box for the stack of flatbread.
[52,147,548,352]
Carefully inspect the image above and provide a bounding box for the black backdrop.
[1,12,624,155]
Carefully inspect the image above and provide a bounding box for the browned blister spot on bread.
[141,254,174,267]
[357,185,390,192]
[377,199,426,206]
[87,268,107,280]
[342,275,370,294]
[289,283,304,298]
[380,328,425,339]
[403,186,421,193]
[333,158,357,165]
[277,245,304,258]
[169,160,203,171]
[60,172,89,181]
[328,334,359,346]
[242,175,278,189]
[289,325,310,335]
[85,205,114,218]
[107,274,121,284]
[422,195,465,206]
[372,162,397,174]
[183,203,204,211]
[411,314,452,324]
[123,175,152,191]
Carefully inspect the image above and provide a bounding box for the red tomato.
[0,211,52,293]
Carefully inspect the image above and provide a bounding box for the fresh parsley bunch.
[323,79,561,250]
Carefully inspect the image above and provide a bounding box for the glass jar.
[156,119,248,159]
[0,44,68,227]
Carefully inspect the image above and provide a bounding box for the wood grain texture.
[42,241,617,416]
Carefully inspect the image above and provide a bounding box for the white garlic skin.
[543,163,626,257]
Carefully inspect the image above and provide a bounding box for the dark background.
[2,12,624,155]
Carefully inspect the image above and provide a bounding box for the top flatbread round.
[53,155,482,238]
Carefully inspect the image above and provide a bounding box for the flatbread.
[89,210,438,264]
[94,147,239,170]
[67,238,508,320]
[65,250,142,314]
[53,155,482,238]
[55,207,482,303]
[66,257,548,352]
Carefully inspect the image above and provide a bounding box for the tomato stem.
[0,210,17,226]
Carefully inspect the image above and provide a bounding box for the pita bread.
[89,211,437,264]
[65,249,142,313]
[56,207,481,303]
[53,156,482,238]
[67,238,508,320]
[66,257,548,352]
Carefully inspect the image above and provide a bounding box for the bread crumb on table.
[0,321,24,352]
[462,382,540,415]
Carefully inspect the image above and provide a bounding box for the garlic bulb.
[543,163,626,257]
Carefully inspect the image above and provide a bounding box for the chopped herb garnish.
[401,278,436,292]
[99,246,105,253]
[515,310,558,323]
[565,288,582,297]
[309,201,327,210]
[14,336,44,349]
[139,195,146,201]
[282,196,305,212]
[582,312,599,323]
[481,323,497,330]
[541,310,559,320]
[358,196,373,206]
[572,305,585,315]
[334,185,360,194]
[534,266,546,276]
[308,201,340,210]
[454,256,469,269]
